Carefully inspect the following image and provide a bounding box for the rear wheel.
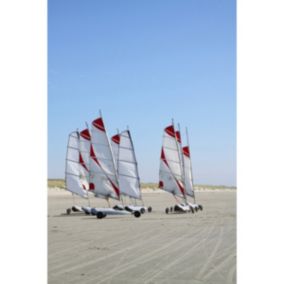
[165,207,169,214]
[194,207,198,212]
[97,212,105,219]
[170,206,173,212]
[198,205,203,211]
[134,211,141,218]
[147,206,152,213]
[140,208,146,214]
[71,206,78,212]
[190,206,194,214]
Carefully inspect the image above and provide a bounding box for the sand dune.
[48,190,236,284]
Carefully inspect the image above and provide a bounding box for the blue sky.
[48,0,236,186]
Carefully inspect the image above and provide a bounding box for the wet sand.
[48,189,236,284]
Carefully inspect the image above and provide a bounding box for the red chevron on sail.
[92,117,106,132]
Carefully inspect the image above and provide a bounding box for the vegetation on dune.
[48,179,236,190]
[48,179,65,189]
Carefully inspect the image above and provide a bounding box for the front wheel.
[140,208,146,214]
[198,205,203,211]
[165,207,169,214]
[147,206,152,213]
[66,208,71,215]
[96,212,106,219]
[134,211,141,218]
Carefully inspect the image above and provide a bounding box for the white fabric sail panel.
[79,128,91,171]
[159,158,184,198]
[183,146,194,197]
[89,144,119,200]
[162,126,183,182]
[118,130,141,199]
[78,128,92,190]
[90,117,120,198]
[175,130,184,170]
[65,132,88,198]
[111,134,120,168]
[158,125,186,197]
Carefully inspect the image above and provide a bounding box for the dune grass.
[48,179,236,190]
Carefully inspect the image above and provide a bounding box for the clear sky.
[48,0,236,186]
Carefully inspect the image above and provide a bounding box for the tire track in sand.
[91,227,206,284]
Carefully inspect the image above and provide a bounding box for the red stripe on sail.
[175,131,181,143]
[159,181,164,189]
[89,183,95,191]
[80,129,91,140]
[183,146,190,158]
[165,125,175,137]
[110,180,120,198]
[90,145,100,165]
[79,153,89,172]
[111,134,120,144]
[160,148,169,167]
[92,117,106,132]
[176,179,185,195]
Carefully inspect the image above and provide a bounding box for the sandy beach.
[48,189,236,284]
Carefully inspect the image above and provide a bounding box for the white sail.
[90,117,120,199]
[111,133,120,169]
[79,128,94,192]
[65,131,88,198]
[182,146,194,197]
[116,130,141,200]
[159,125,186,198]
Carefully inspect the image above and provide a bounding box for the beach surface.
[48,189,236,284]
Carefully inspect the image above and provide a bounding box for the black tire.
[140,208,146,214]
[72,206,79,212]
[170,206,173,212]
[90,208,97,216]
[97,212,105,219]
[134,211,141,218]
[165,207,169,214]
[124,206,132,212]
[194,207,198,212]
[174,205,180,212]
[66,208,71,215]
[190,206,195,214]
[198,205,203,211]
[147,206,152,213]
